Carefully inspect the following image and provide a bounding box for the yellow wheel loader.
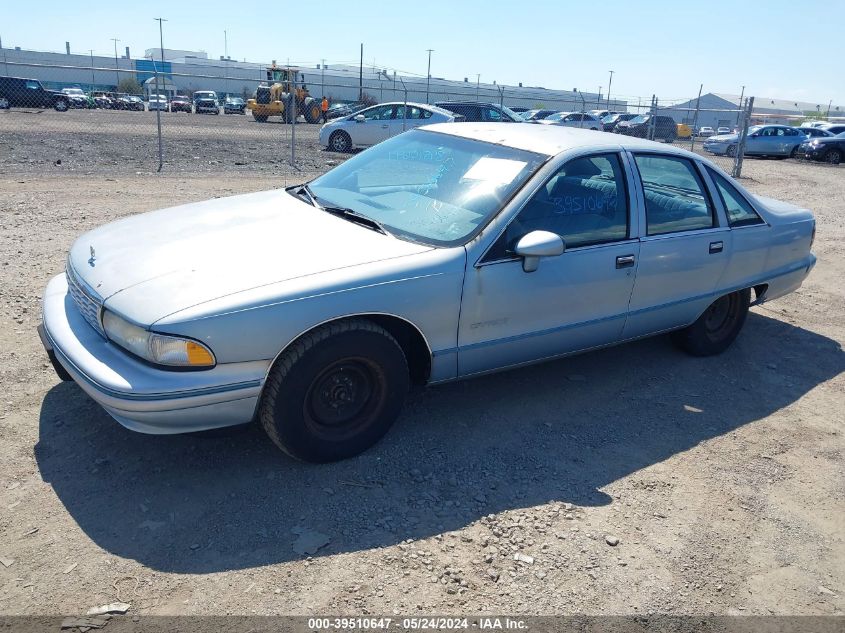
[247,63,323,124]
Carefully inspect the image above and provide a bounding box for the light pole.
[735,85,745,125]
[425,49,433,103]
[224,29,229,97]
[476,74,480,101]
[321,58,326,98]
[597,86,601,109]
[110,38,120,89]
[606,70,614,110]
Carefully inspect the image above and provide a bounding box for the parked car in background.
[703,124,806,158]
[615,114,677,141]
[717,127,731,135]
[169,95,192,113]
[194,91,219,114]
[0,97,8,109]
[801,120,829,128]
[795,126,834,138]
[820,123,845,135]
[319,102,458,152]
[434,101,521,122]
[40,124,816,462]
[521,109,557,121]
[0,76,70,111]
[795,131,845,164]
[325,102,367,120]
[147,95,168,111]
[116,95,144,111]
[224,96,246,115]
[697,126,715,137]
[509,106,530,113]
[61,87,93,109]
[601,112,637,132]
[537,111,602,130]
[590,110,619,119]
[92,91,114,109]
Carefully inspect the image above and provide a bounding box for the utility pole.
[321,58,326,98]
[110,38,120,89]
[597,86,601,109]
[735,85,745,125]
[224,29,229,97]
[153,18,167,172]
[89,49,95,93]
[476,74,480,101]
[358,43,363,101]
[606,70,614,110]
[425,49,433,104]
[826,99,832,118]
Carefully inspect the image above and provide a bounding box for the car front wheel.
[259,319,410,463]
[54,99,69,112]
[824,148,843,165]
[329,130,352,152]
[672,289,751,356]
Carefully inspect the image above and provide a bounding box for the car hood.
[68,189,432,325]
[707,134,739,142]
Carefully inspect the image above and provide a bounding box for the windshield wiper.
[321,205,389,235]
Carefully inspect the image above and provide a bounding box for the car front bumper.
[40,273,269,434]
[703,142,729,155]
[794,145,824,160]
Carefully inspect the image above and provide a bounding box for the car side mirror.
[514,230,565,273]
[354,114,366,123]
[749,132,759,138]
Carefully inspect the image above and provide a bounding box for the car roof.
[420,122,703,158]
[366,101,454,116]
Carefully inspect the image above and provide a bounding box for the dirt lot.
[0,112,843,620]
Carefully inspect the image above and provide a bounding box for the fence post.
[689,83,703,153]
[290,75,297,168]
[648,95,657,141]
[732,96,753,178]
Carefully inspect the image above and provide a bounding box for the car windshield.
[836,132,845,138]
[63,89,84,95]
[747,126,762,135]
[308,130,546,247]
[544,112,568,122]
[630,115,649,124]
[196,92,215,98]
[500,105,521,121]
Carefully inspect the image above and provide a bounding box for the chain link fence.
[1,58,756,179]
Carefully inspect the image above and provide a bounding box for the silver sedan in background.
[318,102,457,152]
[704,124,807,158]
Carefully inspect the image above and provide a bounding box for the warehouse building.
[0,43,623,112]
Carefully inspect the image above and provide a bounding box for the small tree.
[117,77,143,95]
[359,91,378,106]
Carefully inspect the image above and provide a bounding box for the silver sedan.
[41,125,816,462]
[704,124,807,157]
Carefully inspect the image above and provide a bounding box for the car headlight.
[102,310,215,368]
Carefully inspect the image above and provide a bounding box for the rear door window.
[706,168,764,227]
[633,154,715,235]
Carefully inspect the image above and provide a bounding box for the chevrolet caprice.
[40,124,816,462]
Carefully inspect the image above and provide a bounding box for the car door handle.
[709,241,724,254]
[381,124,389,129]
[616,255,636,269]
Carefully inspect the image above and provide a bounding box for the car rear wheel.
[726,145,737,157]
[672,289,751,356]
[259,319,409,463]
[824,148,843,165]
[54,99,69,112]
[253,114,268,122]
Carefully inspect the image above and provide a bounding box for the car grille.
[66,263,105,337]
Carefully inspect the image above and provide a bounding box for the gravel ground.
[0,113,842,620]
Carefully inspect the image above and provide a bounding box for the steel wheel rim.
[331,133,348,152]
[304,358,383,440]
[704,294,739,339]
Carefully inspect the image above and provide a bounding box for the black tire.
[253,114,268,122]
[789,145,799,159]
[54,98,69,112]
[672,289,751,357]
[824,148,843,165]
[304,98,322,124]
[259,319,409,463]
[726,145,737,157]
[328,130,352,153]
